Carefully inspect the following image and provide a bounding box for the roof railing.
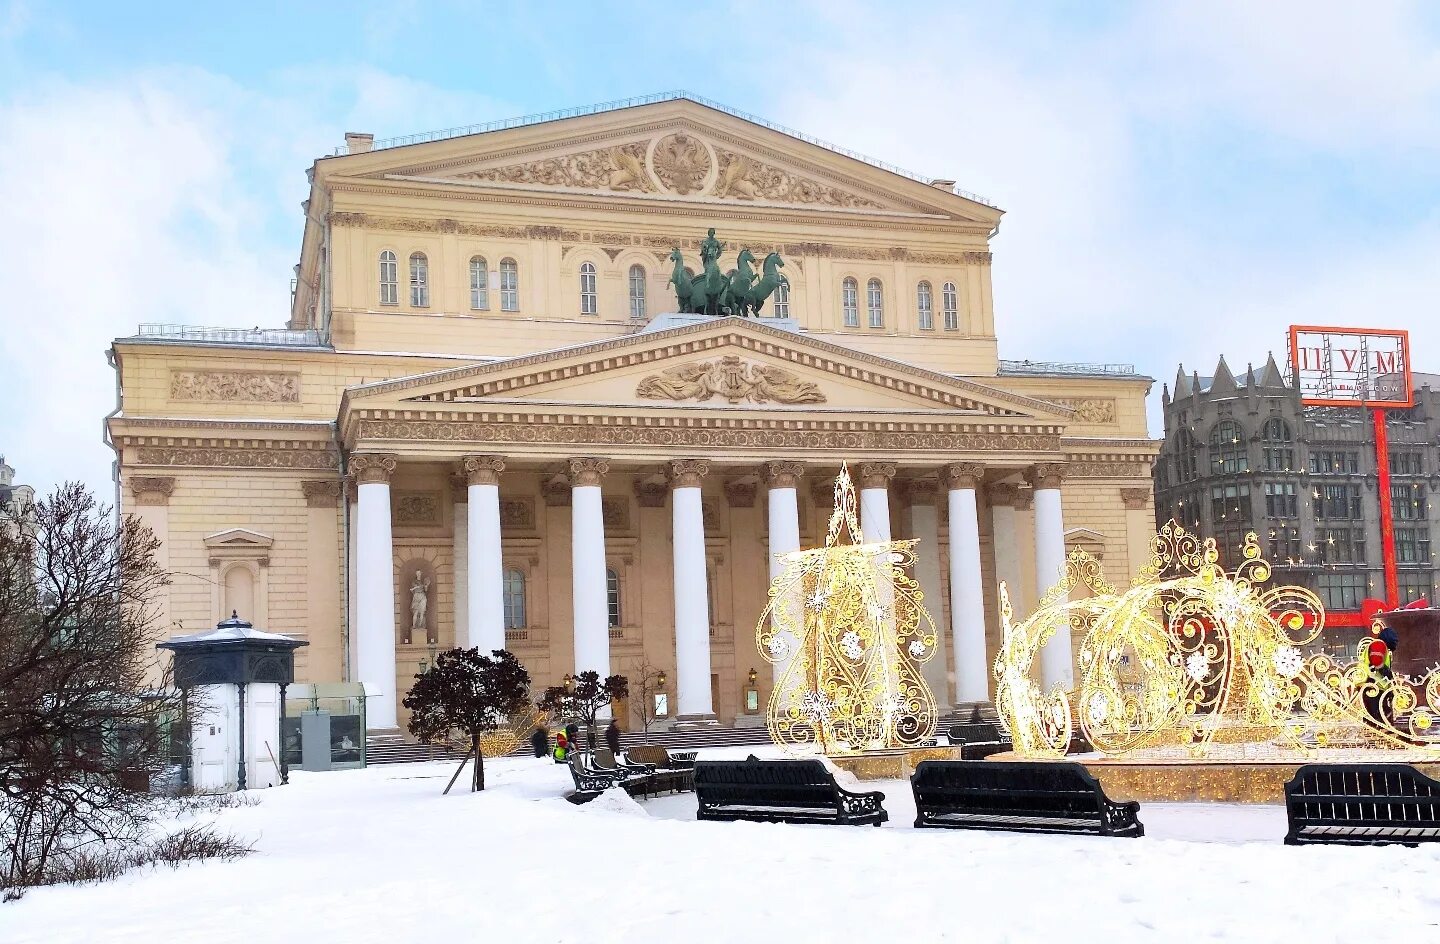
[999,359,1136,377]
[132,324,325,347]
[328,90,998,208]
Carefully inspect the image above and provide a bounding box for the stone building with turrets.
[1154,354,1440,655]
[0,456,36,535]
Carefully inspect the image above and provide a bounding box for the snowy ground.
[5,747,1440,943]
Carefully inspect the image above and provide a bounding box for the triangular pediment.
[203,528,274,550]
[321,98,1000,222]
[342,318,1068,422]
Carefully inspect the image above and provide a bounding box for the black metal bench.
[947,721,1012,759]
[911,760,1143,837]
[566,751,627,803]
[1284,764,1440,846]
[694,755,887,826]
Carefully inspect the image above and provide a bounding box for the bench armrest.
[836,786,886,816]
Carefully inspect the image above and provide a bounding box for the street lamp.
[747,667,758,686]
[563,673,574,693]
[657,670,667,688]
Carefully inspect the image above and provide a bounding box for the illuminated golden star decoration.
[443,707,548,759]
[756,464,939,755]
[995,521,1440,758]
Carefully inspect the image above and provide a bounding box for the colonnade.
[349,453,1071,731]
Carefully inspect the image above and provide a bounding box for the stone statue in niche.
[409,570,431,643]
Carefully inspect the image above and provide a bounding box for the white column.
[943,463,989,706]
[352,453,398,730]
[463,455,506,654]
[569,458,610,687]
[858,462,896,542]
[1029,463,1072,689]
[763,461,804,685]
[345,482,359,680]
[451,477,468,649]
[670,459,715,722]
[905,481,949,705]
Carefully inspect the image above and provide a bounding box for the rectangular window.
[916,283,934,330]
[1396,528,1432,564]
[1316,528,1365,565]
[1317,573,1368,611]
[1262,446,1295,472]
[1264,482,1297,518]
[1392,483,1424,521]
[1268,530,1301,562]
[942,283,959,331]
[1209,483,1251,526]
[470,260,489,310]
[379,253,398,306]
[867,281,884,328]
[500,260,519,312]
[1308,450,1360,474]
[1313,484,1361,520]
[1390,450,1424,476]
[842,281,859,327]
[1399,571,1432,605]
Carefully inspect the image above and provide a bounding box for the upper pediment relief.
[443,130,890,211]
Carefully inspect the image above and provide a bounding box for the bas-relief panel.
[393,491,442,526]
[170,370,300,403]
[1045,397,1117,424]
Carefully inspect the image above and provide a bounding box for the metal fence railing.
[134,324,324,347]
[998,359,1136,377]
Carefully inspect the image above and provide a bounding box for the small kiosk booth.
[159,613,307,792]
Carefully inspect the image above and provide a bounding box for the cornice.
[342,318,1064,419]
[111,416,336,435]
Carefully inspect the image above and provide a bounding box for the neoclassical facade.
[109,95,1158,732]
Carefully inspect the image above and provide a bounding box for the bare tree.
[630,662,668,743]
[538,671,629,750]
[0,483,186,891]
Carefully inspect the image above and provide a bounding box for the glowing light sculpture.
[757,465,938,755]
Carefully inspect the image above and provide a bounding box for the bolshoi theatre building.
[108,94,1158,734]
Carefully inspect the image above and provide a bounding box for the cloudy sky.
[2,1,1438,500]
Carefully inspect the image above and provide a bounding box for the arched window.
[579,261,598,315]
[469,256,489,310]
[502,568,526,630]
[841,278,859,327]
[867,279,884,328]
[1208,420,1249,475]
[773,279,790,318]
[1174,429,1200,483]
[1261,417,1294,471]
[942,281,959,331]
[409,252,429,307]
[916,281,934,330]
[606,568,621,628]
[499,258,519,311]
[378,250,398,306]
[628,264,647,319]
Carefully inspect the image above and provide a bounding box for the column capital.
[1025,462,1068,490]
[857,461,898,489]
[461,454,506,486]
[566,457,610,487]
[1120,487,1151,510]
[350,453,398,485]
[129,476,175,506]
[541,479,571,507]
[941,462,986,491]
[301,479,342,508]
[723,479,757,507]
[667,458,710,489]
[762,460,805,489]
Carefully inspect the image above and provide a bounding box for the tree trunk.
[472,736,485,791]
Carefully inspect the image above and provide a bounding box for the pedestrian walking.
[604,718,621,755]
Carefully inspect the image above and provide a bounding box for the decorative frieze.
[723,480,757,508]
[1047,397,1117,424]
[170,370,300,403]
[540,480,571,507]
[711,148,884,208]
[636,356,826,405]
[128,476,175,506]
[135,443,337,470]
[393,491,441,525]
[301,480,342,508]
[357,417,1062,454]
[458,142,653,192]
[601,497,631,531]
[634,479,668,508]
[499,498,536,529]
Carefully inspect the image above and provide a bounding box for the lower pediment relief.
[636,356,825,405]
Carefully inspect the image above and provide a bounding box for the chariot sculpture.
[668,228,789,318]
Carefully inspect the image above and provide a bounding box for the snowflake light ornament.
[840,630,864,660]
[766,635,789,658]
[1185,652,1209,683]
[801,690,836,723]
[907,639,927,658]
[1272,646,1303,679]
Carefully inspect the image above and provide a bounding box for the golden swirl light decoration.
[757,464,938,755]
[996,521,1440,758]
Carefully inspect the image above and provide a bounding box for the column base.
[673,713,719,727]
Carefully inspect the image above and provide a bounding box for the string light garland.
[757,464,938,755]
[995,521,1440,759]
